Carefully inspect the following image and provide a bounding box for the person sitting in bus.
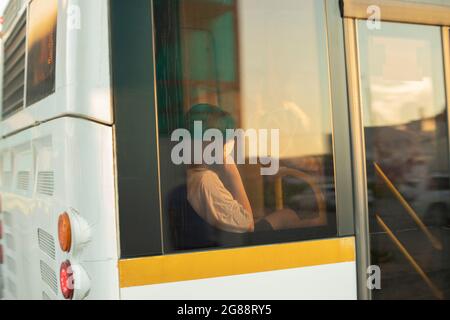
[185,103,308,233]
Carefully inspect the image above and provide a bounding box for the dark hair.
[186,104,236,141]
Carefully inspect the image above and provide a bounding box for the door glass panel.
[359,21,450,299]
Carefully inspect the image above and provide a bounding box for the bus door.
[343,0,450,299]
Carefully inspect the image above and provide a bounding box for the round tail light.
[58,212,72,252]
[60,260,74,300]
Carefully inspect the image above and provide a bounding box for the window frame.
[112,0,355,259]
[341,0,450,26]
[110,0,164,258]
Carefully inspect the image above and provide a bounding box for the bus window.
[154,0,337,251]
[26,0,57,107]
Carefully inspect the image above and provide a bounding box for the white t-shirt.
[187,167,253,233]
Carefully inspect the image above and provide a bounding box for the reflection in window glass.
[359,21,450,299]
[26,0,57,106]
[154,0,337,252]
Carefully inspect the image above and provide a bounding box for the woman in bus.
[186,103,309,233]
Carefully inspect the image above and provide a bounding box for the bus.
[0,0,449,300]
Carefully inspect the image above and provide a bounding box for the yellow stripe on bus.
[119,237,356,288]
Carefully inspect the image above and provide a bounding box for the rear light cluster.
[60,260,74,300]
[58,211,91,300]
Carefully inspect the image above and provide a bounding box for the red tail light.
[60,260,74,300]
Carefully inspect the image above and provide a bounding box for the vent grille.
[2,12,26,119]
[38,228,56,260]
[3,0,22,32]
[5,233,15,251]
[40,260,58,294]
[37,171,55,196]
[16,171,30,191]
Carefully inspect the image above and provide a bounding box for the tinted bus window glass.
[154,0,337,252]
[26,0,57,106]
